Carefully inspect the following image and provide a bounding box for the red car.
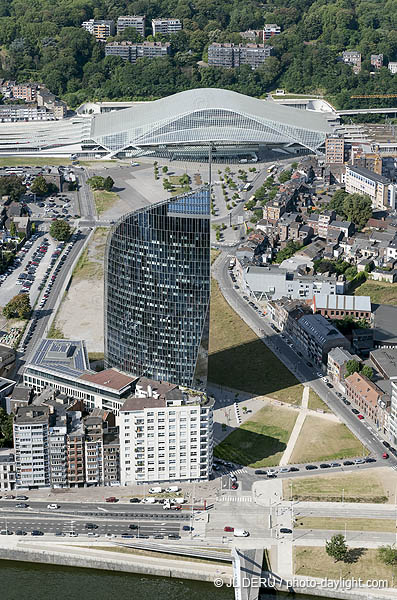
[231,482,238,490]
[105,497,118,503]
[382,453,389,459]
[357,414,364,420]
[224,526,234,532]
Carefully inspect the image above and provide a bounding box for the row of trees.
[328,190,372,229]
[87,175,114,191]
[1,0,397,106]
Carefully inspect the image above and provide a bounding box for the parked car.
[280,528,292,534]
[224,526,234,532]
[305,465,318,470]
[105,497,118,503]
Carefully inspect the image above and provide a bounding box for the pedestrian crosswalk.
[230,468,248,475]
[221,495,253,503]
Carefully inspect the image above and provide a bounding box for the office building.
[371,54,383,69]
[117,15,145,37]
[345,165,397,210]
[82,19,115,42]
[105,41,170,63]
[23,339,137,416]
[325,136,345,164]
[263,24,281,39]
[119,377,214,485]
[105,187,211,388]
[208,43,273,69]
[152,18,182,36]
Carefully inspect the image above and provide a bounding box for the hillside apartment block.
[345,165,397,210]
[81,19,115,41]
[208,43,273,69]
[105,41,170,63]
[151,18,182,36]
[117,15,145,36]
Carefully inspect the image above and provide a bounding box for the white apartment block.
[390,378,397,444]
[81,19,115,41]
[49,419,68,488]
[345,165,397,210]
[388,62,397,74]
[152,18,182,36]
[117,15,145,36]
[119,378,214,485]
[263,24,281,39]
[13,406,50,489]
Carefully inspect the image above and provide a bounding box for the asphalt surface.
[76,168,95,219]
[213,251,397,472]
[15,228,90,378]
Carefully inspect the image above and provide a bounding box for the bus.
[267,164,276,173]
[228,257,235,270]
[243,182,252,192]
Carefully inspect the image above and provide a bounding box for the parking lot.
[0,165,79,220]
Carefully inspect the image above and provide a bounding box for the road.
[76,168,95,219]
[212,251,397,469]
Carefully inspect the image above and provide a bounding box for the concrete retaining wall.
[0,546,230,583]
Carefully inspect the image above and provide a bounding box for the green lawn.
[308,388,330,412]
[214,404,297,467]
[285,471,387,503]
[0,157,71,167]
[290,416,366,464]
[354,279,397,306]
[93,190,119,215]
[209,279,303,403]
[295,547,395,587]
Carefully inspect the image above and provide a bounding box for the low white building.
[119,378,214,485]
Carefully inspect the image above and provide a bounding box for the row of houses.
[342,51,397,74]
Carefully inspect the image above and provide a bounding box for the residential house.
[345,371,388,429]
[327,347,361,385]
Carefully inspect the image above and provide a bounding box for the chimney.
[147,384,152,397]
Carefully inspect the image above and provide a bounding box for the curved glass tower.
[104,187,211,388]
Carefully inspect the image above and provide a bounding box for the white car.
[47,503,60,510]
[87,532,99,537]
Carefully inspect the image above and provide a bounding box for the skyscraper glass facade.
[104,187,211,388]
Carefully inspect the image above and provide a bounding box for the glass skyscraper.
[104,186,211,388]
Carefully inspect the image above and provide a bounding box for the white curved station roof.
[90,88,332,153]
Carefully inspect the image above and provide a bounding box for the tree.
[0,175,26,202]
[0,408,13,448]
[378,545,397,568]
[326,534,348,562]
[49,219,71,241]
[279,169,292,183]
[87,175,105,190]
[103,176,114,192]
[3,294,31,319]
[345,359,361,377]
[162,166,168,173]
[9,221,17,238]
[343,193,372,228]
[329,189,348,215]
[361,365,373,380]
[30,175,48,196]
[275,241,302,264]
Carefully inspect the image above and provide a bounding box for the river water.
[0,560,333,600]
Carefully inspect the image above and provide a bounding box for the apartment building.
[345,372,388,428]
[117,15,145,37]
[23,339,137,416]
[311,294,372,322]
[13,406,51,489]
[0,450,15,491]
[263,24,281,39]
[208,43,273,69]
[295,314,351,365]
[267,297,312,336]
[0,105,52,122]
[152,18,182,36]
[11,83,37,101]
[325,136,345,164]
[105,41,170,63]
[327,347,360,385]
[48,410,68,489]
[66,416,85,487]
[84,414,104,486]
[81,19,115,41]
[0,345,16,377]
[103,431,120,486]
[345,165,397,210]
[342,51,361,73]
[119,377,214,485]
[371,54,383,69]
[388,62,397,74]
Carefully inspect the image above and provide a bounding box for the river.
[0,560,334,600]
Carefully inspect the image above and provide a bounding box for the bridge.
[336,107,397,116]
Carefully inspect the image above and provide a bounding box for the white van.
[141,497,157,504]
[165,486,180,493]
[171,497,186,504]
[149,487,163,494]
[233,529,250,537]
